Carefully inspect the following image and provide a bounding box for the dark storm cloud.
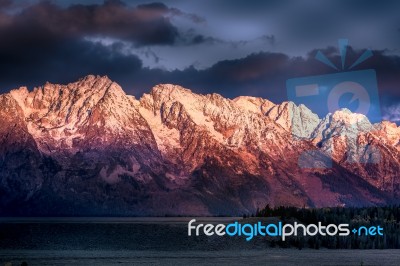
[336,0,400,12]
[0,0,204,91]
[0,37,143,91]
[125,47,400,123]
[132,51,328,103]
[195,0,292,16]
[0,0,202,47]
[0,0,399,123]
[0,0,12,9]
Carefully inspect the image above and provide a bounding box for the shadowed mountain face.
[0,75,399,216]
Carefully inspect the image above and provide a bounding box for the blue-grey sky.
[0,0,399,122]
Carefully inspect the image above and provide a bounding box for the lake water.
[0,218,399,265]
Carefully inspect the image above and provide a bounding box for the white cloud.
[383,104,400,122]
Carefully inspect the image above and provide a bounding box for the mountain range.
[0,75,399,216]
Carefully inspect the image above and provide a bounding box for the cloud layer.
[0,0,399,123]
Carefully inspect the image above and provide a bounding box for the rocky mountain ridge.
[0,75,399,216]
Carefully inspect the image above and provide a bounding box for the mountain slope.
[0,75,399,216]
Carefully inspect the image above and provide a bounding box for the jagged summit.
[151,83,193,95]
[0,76,399,216]
[232,96,275,114]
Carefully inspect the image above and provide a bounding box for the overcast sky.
[0,0,399,122]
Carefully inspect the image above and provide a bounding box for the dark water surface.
[0,218,399,265]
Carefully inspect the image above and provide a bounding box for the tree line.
[244,205,400,249]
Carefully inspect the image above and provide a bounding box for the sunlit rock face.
[0,75,399,216]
